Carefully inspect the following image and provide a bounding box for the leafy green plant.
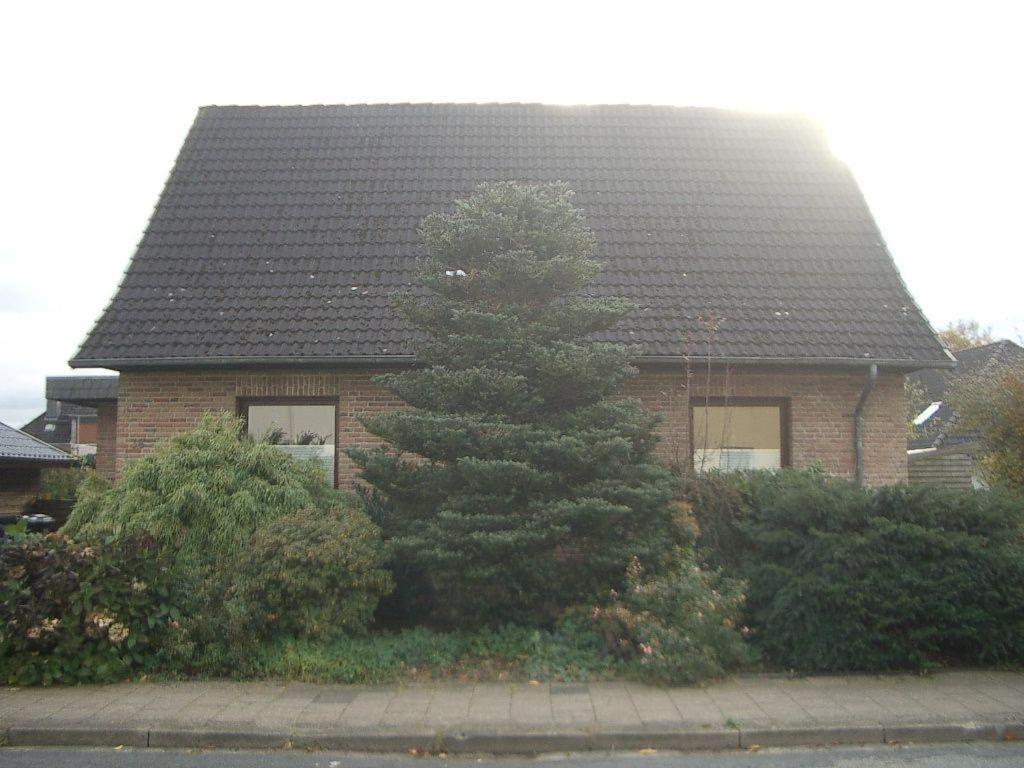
[0,533,181,685]
[233,505,392,640]
[63,413,391,673]
[585,549,752,683]
[351,182,682,627]
[686,469,1024,671]
[63,412,341,567]
[240,624,618,684]
[39,466,94,501]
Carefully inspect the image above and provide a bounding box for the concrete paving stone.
[295,703,353,726]
[508,696,553,727]
[665,688,725,726]
[312,688,357,704]
[142,703,227,727]
[467,684,512,722]
[703,690,769,723]
[625,686,681,726]
[250,704,307,730]
[588,700,641,728]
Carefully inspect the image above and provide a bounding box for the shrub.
[63,413,392,672]
[0,533,181,685]
[585,549,752,683]
[229,505,393,641]
[39,465,95,501]
[63,412,340,568]
[686,469,1024,671]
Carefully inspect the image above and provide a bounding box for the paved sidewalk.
[2,671,1023,754]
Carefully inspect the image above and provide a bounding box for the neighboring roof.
[72,103,949,370]
[46,375,118,404]
[22,404,97,448]
[0,420,75,465]
[909,340,1024,449]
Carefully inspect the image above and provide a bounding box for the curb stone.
[6,726,149,748]
[287,730,439,753]
[884,722,1024,745]
[739,725,884,748]
[147,729,290,749]
[0,721,1021,754]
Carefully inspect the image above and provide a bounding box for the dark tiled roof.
[72,104,949,368]
[0,420,75,465]
[909,340,1024,449]
[46,375,118,404]
[22,401,98,449]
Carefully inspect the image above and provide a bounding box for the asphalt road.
[1,744,1023,768]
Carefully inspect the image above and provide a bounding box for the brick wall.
[95,403,118,481]
[112,364,907,487]
[624,366,907,485]
[114,369,404,486]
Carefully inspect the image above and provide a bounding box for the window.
[690,398,789,472]
[240,399,337,486]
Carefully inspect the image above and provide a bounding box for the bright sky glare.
[1,0,1021,426]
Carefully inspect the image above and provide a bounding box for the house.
[908,340,1024,489]
[21,376,119,479]
[0,420,75,518]
[69,104,951,487]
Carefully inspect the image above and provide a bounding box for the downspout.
[853,363,879,486]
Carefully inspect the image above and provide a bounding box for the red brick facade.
[109,365,907,487]
[95,403,118,482]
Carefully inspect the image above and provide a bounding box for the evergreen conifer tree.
[350,182,679,626]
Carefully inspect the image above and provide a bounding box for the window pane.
[247,404,335,485]
[692,405,781,471]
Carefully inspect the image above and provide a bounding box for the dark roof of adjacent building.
[71,103,950,370]
[909,340,1024,449]
[22,403,97,448]
[46,375,118,404]
[0,420,75,465]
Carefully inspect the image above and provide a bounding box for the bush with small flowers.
[585,547,753,683]
[0,532,182,685]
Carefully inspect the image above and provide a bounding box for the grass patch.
[229,626,621,684]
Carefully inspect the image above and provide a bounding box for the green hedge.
[684,470,1024,671]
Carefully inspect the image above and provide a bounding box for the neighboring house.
[22,403,98,456]
[22,376,119,477]
[0,420,75,517]
[69,104,951,487]
[908,340,1024,490]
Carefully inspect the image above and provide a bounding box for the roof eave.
[70,353,957,372]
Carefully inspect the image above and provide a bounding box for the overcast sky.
[2,1,1021,427]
